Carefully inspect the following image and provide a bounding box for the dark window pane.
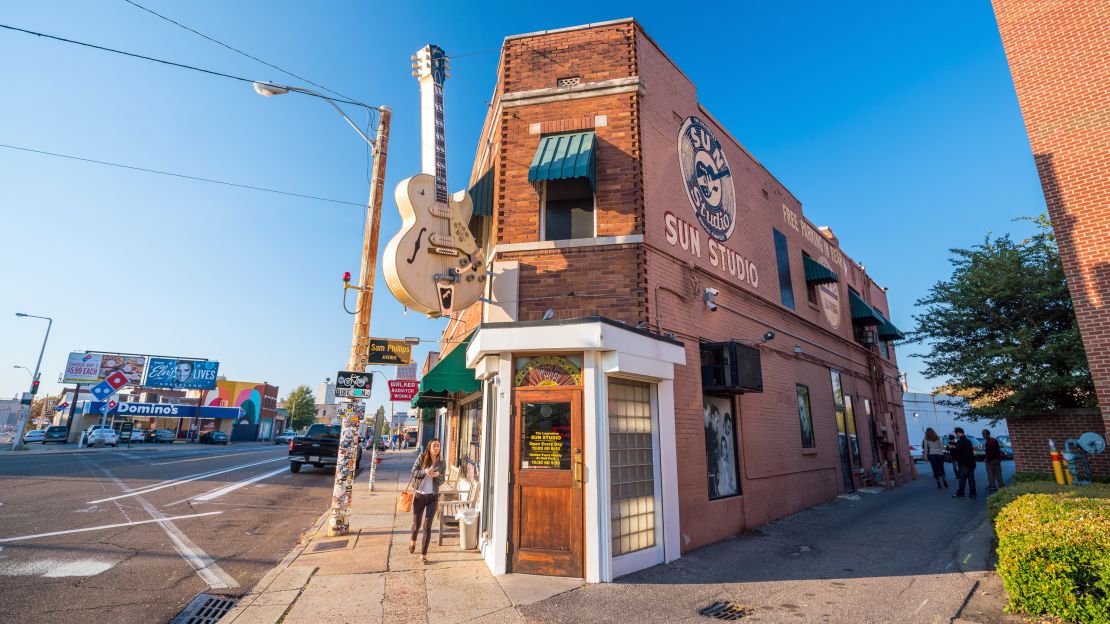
[521,402,571,469]
[797,385,815,448]
[774,229,795,309]
[803,252,818,304]
[545,178,594,241]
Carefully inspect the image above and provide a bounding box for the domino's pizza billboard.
[143,358,220,390]
[62,352,146,386]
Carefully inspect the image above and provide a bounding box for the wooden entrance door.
[509,388,584,577]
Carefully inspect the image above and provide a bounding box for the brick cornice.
[502,77,643,108]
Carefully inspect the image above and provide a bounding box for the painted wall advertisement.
[144,358,220,390]
[62,352,146,385]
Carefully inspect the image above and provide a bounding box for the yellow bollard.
[1048,439,1066,485]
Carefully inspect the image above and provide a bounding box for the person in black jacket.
[950,427,977,499]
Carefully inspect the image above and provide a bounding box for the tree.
[909,215,1096,421]
[285,385,317,431]
[30,393,62,427]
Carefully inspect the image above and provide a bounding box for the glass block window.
[608,379,656,557]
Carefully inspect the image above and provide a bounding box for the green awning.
[469,168,493,218]
[411,392,450,409]
[528,132,596,189]
[875,312,905,341]
[803,255,839,285]
[849,290,884,326]
[410,332,479,407]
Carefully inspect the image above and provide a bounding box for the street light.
[13,365,32,378]
[11,313,52,450]
[252,81,376,148]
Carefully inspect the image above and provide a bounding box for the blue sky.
[0,1,1045,407]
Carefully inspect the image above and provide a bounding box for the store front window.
[456,400,483,482]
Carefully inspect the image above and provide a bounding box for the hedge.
[991,483,1110,623]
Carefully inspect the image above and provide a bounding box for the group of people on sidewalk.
[921,427,1005,498]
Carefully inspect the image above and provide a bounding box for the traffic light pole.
[329,106,391,537]
[10,315,52,451]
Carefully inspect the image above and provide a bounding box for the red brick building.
[412,19,909,582]
[992,2,1110,440]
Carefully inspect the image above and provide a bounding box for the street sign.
[335,371,373,398]
[388,379,419,402]
[20,392,32,406]
[366,338,413,365]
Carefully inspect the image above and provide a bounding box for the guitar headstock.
[411,44,449,85]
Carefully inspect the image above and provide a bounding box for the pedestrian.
[922,428,948,489]
[410,438,445,565]
[982,429,1004,491]
[950,427,978,499]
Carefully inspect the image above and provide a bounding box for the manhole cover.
[698,602,752,620]
[312,539,350,552]
[172,593,238,624]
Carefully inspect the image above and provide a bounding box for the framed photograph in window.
[703,395,741,499]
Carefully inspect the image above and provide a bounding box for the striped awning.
[849,290,884,326]
[803,255,839,285]
[469,168,493,218]
[528,132,596,189]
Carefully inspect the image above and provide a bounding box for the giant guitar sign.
[383,44,486,318]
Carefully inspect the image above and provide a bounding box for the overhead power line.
[121,0,362,105]
[0,143,367,207]
[0,23,370,109]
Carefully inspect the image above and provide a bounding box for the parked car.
[907,442,923,462]
[200,431,229,445]
[274,430,296,445]
[22,429,46,444]
[288,423,360,473]
[968,436,987,460]
[44,425,68,444]
[123,428,144,443]
[150,429,177,444]
[85,425,119,447]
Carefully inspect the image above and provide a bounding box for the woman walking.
[922,428,948,489]
[410,439,446,564]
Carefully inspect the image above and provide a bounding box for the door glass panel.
[521,402,571,470]
[845,396,862,467]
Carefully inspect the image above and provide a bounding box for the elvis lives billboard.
[143,358,220,390]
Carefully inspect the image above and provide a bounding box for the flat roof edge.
[504,18,634,42]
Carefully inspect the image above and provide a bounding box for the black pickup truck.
[288,424,361,473]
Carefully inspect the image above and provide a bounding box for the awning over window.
[410,332,479,407]
[469,168,493,217]
[875,312,905,341]
[849,290,885,326]
[803,255,839,285]
[528,131,596,189]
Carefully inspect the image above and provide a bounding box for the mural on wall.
[704,395,741,499]
[203,380,265,424]
[678,116,736,242]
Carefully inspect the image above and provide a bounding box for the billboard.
[62,352,146,386]
[144,358,220,390]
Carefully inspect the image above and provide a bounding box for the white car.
[85,426,119,447]
[124,428,144,443]
[22,429,46,443]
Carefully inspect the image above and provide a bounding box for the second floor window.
[773,228,795,309]
[543,178,594,241]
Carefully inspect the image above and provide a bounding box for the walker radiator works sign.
[388,380,419,402]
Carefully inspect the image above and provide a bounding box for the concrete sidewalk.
[220,450,581,624]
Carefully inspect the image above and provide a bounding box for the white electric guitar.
[383,44,485,317]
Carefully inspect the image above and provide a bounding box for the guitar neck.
[419,72,448,204]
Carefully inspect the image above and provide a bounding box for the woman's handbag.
[397,476,416,512]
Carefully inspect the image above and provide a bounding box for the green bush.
[992,485,1110,623]
[1012,471,1110,485]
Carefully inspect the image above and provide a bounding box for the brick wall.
[1006,411,1109,478]
[992,2,1110,431]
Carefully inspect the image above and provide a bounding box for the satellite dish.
[1078,431,1106,454]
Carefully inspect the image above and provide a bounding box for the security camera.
[762,331,775,343]
[704,288,719,312]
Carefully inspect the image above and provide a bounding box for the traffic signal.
[30,376,40,395]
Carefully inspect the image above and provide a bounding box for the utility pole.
[329,106,391,537]
[11,313,51,451]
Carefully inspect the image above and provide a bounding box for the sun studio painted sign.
[667,116,760,289]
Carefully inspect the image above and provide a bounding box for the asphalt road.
[0,443,341,623]
[523,460,1017,624]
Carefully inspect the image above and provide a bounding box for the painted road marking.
[0,558,120,577]
[152,448,279,466]
[165,467,288,506]
[77,455,239,590]
[0,512,223,543]
[90,457,285,503]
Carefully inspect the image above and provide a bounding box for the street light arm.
[265,83,377,149]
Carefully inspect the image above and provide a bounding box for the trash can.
[456,508,480,550]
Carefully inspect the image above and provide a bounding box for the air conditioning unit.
[700,342,763,394]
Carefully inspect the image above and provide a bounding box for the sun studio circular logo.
[678,116,736,241]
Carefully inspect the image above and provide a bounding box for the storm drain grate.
[172,593,239,624]
[698,602,752,620]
